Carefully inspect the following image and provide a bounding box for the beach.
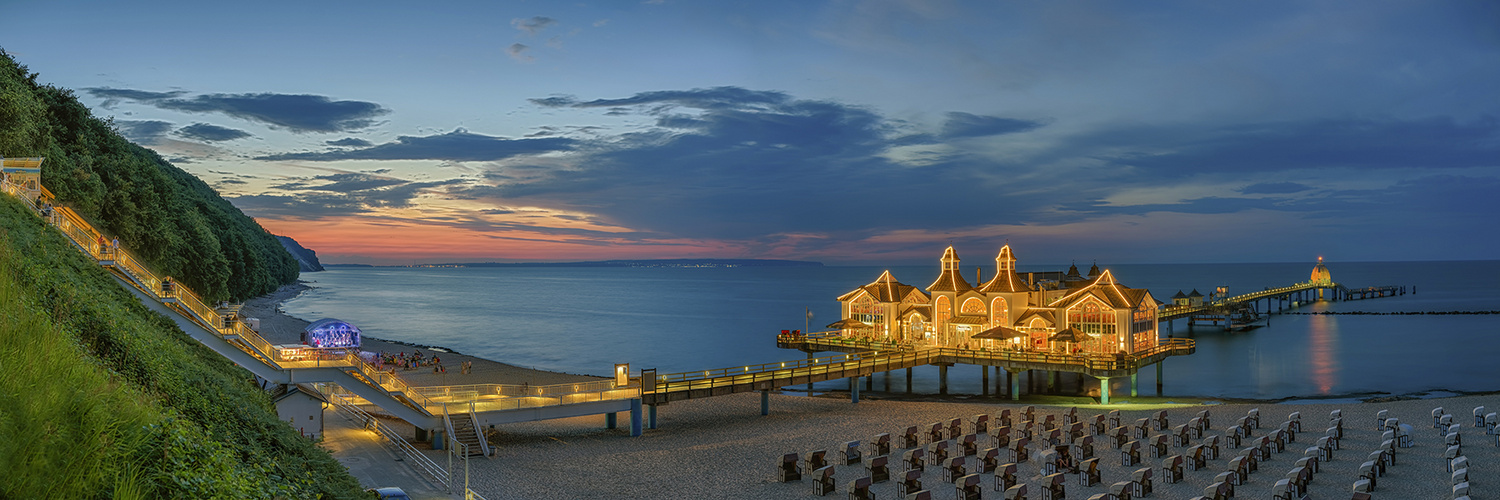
[250,282,1496,499]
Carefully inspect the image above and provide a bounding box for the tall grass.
[0,234,155,499]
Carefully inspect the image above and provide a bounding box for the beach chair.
[1358,460,1378,490]
[1041,473,1065,500]
[1295,455,1318,475]
[995,463,1018,492]
[1329,408,1341,421]
[1446,446,1463,472]
[1352,478,1372,494]
[806,449,829,472]
[1203,481,1231,500]
[1215,470,1239,488]
[847,476,873,500]
[1351,493,1372,500]
[960,434,979,456]
[868,455,890,483]
[1486,412,1498,435]
[1434,407,1448,428]
[1273,429,1289,452]
[1121,440,1141,466]
[1092,414,1108,436]
[1272,479,1294,500]
[1446,430,1462,448]
[1389,418,1412,448]
[1110,426,1130,449]
[903,447,925,471]
[1474,406,1486,427]
[812,465,835,496]
[1023,405,1036,422]
[1315,437,1333,461]
[1134,418,1151,439]
[1376,409,1389,431]
[1448,453,1466,474]
[1018,420,1036,440]
[1080,457,1101,487]
[843,440,863,465]
[1172,424,1191,447]
[1186,445,1205,471]
[1042,414,1059,433]
[1188,417,1204,439]
[1238,446,1261,471]
[1010,437,1030,463]
[1280,421,1297,444]
[1131,467,1153,496]
[1331,416,1344,439]
[1453,466,1468,485]
[1202,435,1221,460]
[974,414,990,435]
[942,456,967,483]
[870,433,892,457]
[950,418,966,440]
[1003,483,1028,500]
[1235,417,1253,437]
[956,474,982,500]
[928,440,951,464]
[777,453,802,482]
[1055,444,1077,474]
[928,422,945,444]
[1073,435,1095,461]
[1253,436,1271,461]
[1046,428,1064,447]
[902,426,921,449]
[994,426,1012,449]
[1454,482,1471,498]
[1108,481,1133,500]
[906,490,932,500]
[1224,425,1243,448]
[1161,455,1183,484]
[1040,448,1061,476]
[1379,438,1395,465]
[1247,408,1260,429]
[1229,455,1250,481]
[999,408,1013,427]
[898,468,923,496]
[1069,422,1086,442]
[1198,409,1212,430]
[978,447,999,473]
[1153,410,1168,432]
[1289,465,1311,494]
[1150,434,1168,458]
[1107,410,1121,429]
[1064,407,1078,425]
[1367,450,1387,476]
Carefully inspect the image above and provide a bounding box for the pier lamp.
[615,363,630,386]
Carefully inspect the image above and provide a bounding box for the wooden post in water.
[938,364,949,395]
[982,365,989,396]
[1156,361,1164,395]
[906,367,913,394]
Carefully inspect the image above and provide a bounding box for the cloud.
[507,43,533,62]
[233,174,469,218]
[114,120,174,145]
[255,129,575,162]
[175,123,252,142]
[940,112,1046,138]
[1239,182,1312,195]
[512,16,558,35]
[81,87,388,133]
[327,137,373,147]
[535,86,792,110]
[593,19,609,27]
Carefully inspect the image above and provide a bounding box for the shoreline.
[240,281,603,386]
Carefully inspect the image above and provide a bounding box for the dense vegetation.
[0,49,297,303]
[0,193,366,499]
[0,50,364,498]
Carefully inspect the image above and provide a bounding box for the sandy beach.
[248,282,1496,499]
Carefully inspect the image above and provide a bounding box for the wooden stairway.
[450,412,487,458]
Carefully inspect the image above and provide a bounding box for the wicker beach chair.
[927,422,945,444]
[1064,407,1078,426]
[1214,470,1238,488]
[903,447,925,471]
[842,440,863,465]
[956,473,982,500]
[846,476,873,500]
[942,456,967,483]
[1010,437,1030,463]
[1172,424,1191,447]
[1366,450,1387,476]
[978,447,999,474]
[901,425,920,449]
[1073,435,1095,461]
[928,440,950,464]
[1288,465,1310,493]
[867,455,890,483]
[1188,417,1205,439]
[998,408,1013,427]
[961,433,978,456]
[1107,410,1121,429]
[973,414,990,435]
[1134,418,1151,439]
[1080,457,1101,487]
[812,465,835,496]
[870,433,891,457]
[1110,426,1129,449]
[898,468,922,496]
[1161,455,1184,484]
[1003,483,1028,500]
[1186,444,1205,471]
[1150,434,1169,458]
[1358,460,1378,490]
[950,418,965,440]
[1108,480,1133,500]
[1042,414,1058,433]
[1121,440,1141,466]
[1203,434,1221,460]
[1203,481,1231,500]
[1041,473,1065,500]
[1069,421,1086,442]
[806,449,829,472]
[1153,410,1169,432]
[1040,448,1060,476]
[993,425,1012,449]
[1131,467,1153,496]
[1376,409,1389,431]
[776,453,801,482]
[994,462,1018,492]
[1091,414,1108,436]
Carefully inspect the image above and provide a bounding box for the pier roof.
[838,270,922,302]
[1048,270,1151,309]
[927,246,973,293]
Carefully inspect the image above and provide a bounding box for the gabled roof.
[928,247,973,293]
[1047,269,1152,309]
[838,270,921,302]
[1172,290,1188,299]
[271,383,328,404]
[1015,309,1056,328]
[978,259,1032,294]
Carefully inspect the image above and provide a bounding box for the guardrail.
[328,392,450,489]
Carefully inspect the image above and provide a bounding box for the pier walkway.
[1158,280,1407,330]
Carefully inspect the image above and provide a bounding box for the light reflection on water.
[284,260,1500,399]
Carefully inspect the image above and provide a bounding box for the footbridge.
[1159,280,1407,331]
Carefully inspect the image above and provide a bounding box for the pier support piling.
[1130,373,1138,398]
[1099,377,1112,405]
[850,377,860,403]
[938,364,949,395]
[1009,369,1021,401]
[761,390,769,416]
[906,367,913,394]
[605,412,617,430]
[866,374,873,392]
[648,404,658,429]
[630,399,642,437]
[982,365,989,396]
[1156,362,1164,396]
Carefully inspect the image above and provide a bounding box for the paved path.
[322,411,459,500]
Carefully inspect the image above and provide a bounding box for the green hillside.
[0,49,297,303]
[0,51,365,498]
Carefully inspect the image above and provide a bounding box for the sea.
[281,260,1500,401]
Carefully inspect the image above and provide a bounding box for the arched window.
[990,297,1009,327]
[851,295,882,325]
[934,296,951,334]
[907,315,926,342]
[1069,301,1115,335]
[961,297,986,315]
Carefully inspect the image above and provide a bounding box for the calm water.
[282,260,1500,400]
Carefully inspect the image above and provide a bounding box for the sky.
[3,0,1498,266]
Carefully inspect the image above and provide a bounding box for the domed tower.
[1310,257,1332,285]
[927,246,972,345]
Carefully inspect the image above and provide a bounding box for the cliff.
[277,235,326,272]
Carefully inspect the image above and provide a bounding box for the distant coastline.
[324,258,824,269]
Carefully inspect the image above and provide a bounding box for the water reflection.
[1307,309,1339,394]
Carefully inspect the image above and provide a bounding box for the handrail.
[468,403,491,457]
[328,392,449,489]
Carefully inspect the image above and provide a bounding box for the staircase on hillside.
[449,412,488,458]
